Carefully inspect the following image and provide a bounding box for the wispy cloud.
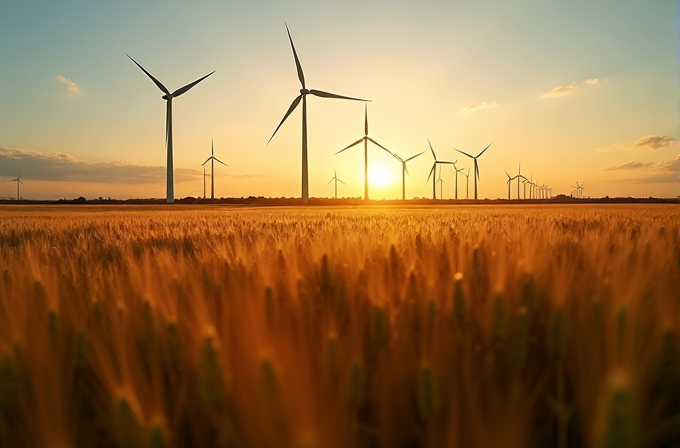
[539,78,601,99]
[539,83,578,98]
[630,135,676,151]
[0,147,201,184]
[605,156,680,184]
[458,100,498,115]
[54,75,81,97]
[597,135,678,153]
[604,161,655,171]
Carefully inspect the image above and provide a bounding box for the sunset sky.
[0,0,677,200]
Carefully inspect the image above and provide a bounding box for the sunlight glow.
[369,166,391,188]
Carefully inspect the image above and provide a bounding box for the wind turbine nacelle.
[162,94,170,100]
[300,88,310,95]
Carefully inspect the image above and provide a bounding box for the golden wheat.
[0,204,678,448]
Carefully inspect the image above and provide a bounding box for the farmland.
[0,204,678,448]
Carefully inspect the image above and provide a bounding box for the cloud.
[539,78,601,99]
[0,147,201,184]
[539,83,579,98]
[458,101,498,115]
[54,75,81,96]
[604,161,655,171]
[606,156,680,184]
[630,135,676,151]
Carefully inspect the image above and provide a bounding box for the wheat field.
[0,204,678,448]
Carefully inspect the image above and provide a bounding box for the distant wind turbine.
[126,54,215,204]
[10,174,24,201]
[436,165,444,199]
[388,151,425,200]
[505,171,516,200]
[426,139,455,200]
[328,169,346,199]
[202,139,228,199]
[336,104,393,201]
[454,143,492,200]
[268,24,369,204]
[454,165,464,200]
[203,166,206,199]
[460,167,470,199]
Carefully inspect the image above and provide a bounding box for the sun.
[369,166,392,188]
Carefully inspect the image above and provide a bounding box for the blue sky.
[0,0,677,199]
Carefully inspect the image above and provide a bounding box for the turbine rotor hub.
[162,94,170,100]
[300,88,310,95]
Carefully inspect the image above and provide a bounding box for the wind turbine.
[10,174,23,201]
[268,24,369,204]
[126,54,215,204]
[426,139,455,200]
[455,144,492,200]
[436,165,444,199]
[328,169,346,199]
[460,167,470,199]
[505,171,516,200]
[515,162,526,200]
[388,151,425,200]
[454,165,465,200]
[203,166,206,199]
[336,104,392,201]
[202,139,228,200]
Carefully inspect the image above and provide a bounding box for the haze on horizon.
[0,0,677,200]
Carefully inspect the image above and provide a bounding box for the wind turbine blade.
[505,170,511,179]
[334,168,337,177]
[171,70,215,98]
[19,180,24,185]
[390,152,404,163]
[338,179,347,185]
[426,163,436,183]
[428,139,437,160]
[214,158,228,167]
[285,23,306,89]
[405,151,425,162]
[202,157,211,165]
[336,138,364,154]
[476,143,492,158]
[328,177,334,184]
[475,162,480,180]
[367,137,392,155]
[126,54,170,95]
[309,90,369,101]
[454,148,474,159]
[268,95,302,144]
[364,103,368,136]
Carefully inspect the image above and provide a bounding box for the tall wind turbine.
[328,169,346,199]
[268,24,369,204]
[454,144,492,200]
[515,162,526,200]
[426,139,455,200]
[202,139,228,199]
[10,174,24,201]
[127,55,214,204]
[388,151,425,200]
[336,104,392,200]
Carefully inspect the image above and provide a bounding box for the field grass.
[0,204,678,448]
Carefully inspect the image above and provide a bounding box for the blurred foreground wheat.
[0,204,678,448]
